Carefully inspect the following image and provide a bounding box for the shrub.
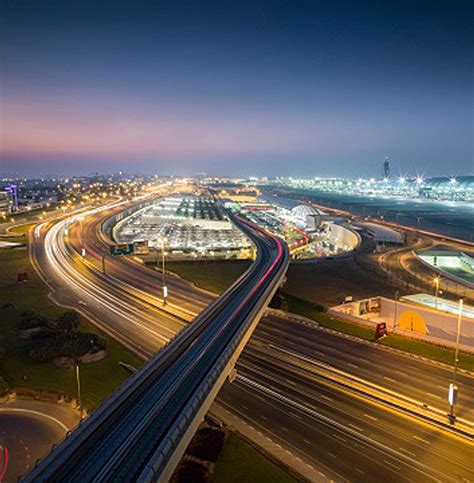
[18,310,49,330]
[28,332,107,363]
[174,460,209,483]
[186,428,225,462]
[55,311,80,333]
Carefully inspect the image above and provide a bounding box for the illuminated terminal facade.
[278,175,474,202]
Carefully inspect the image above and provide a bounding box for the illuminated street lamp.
[156,237,168,305]
[448,298,463,425]
[75,363,83,421]
[433,276,440,308]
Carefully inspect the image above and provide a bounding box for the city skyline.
[1,1,473,177]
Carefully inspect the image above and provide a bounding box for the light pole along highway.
[23,213,289,483]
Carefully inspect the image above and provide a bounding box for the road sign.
[110,243,134,256]
[375,322,388,340]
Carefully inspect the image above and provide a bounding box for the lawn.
[163,260,252,295]
[212,435,296,483]
[9,223,36,235]
[284,259,402,306]
[0,246,143,409]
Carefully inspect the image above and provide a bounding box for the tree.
[56,311,80,333]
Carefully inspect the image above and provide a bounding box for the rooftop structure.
[357,221,404,245]
[416,250,474,287]
[114,195,251,258]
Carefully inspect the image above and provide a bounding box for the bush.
[0,376,9,395]
[54,310,80,333]
[28,332,107,363]
[269,291,284,309]
[174,460,210,483]
[18,310,49,330]
[186,428,225,462]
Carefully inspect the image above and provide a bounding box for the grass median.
[0,246,143,409]
[212,434,296,483]
[162,259,251,295]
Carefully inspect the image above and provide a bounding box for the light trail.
[25,213,290,482]
[44,219,174,345]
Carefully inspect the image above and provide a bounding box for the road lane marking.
[0,408,69,432]
[384,460,401,471]
[364,413,378,421]
[398,447,417,457]
[332,433,348,444]
[413,435,430,445]
[236,375,463,481]
[348,423,363,432]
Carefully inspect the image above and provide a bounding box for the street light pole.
[448,298,463,424]
[453,298,463,385]
[393,290,399,331]
[161,238,168,306]
[434,277,440,309]
[75,363,83,421]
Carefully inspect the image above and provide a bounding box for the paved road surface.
[28,200,474,481]
[0,401,79,482]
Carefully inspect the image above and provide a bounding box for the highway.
[25,211,289,481]
[27,196,474,481]
[374,230,474,303]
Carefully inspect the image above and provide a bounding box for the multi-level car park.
[114,195,252,258]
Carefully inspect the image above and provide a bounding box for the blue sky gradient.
[1,1,473,177]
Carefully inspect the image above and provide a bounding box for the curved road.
[27,197,474,482]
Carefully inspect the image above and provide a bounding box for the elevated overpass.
[23,214,289,482]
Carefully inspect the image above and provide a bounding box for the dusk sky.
[1,1,473,177]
